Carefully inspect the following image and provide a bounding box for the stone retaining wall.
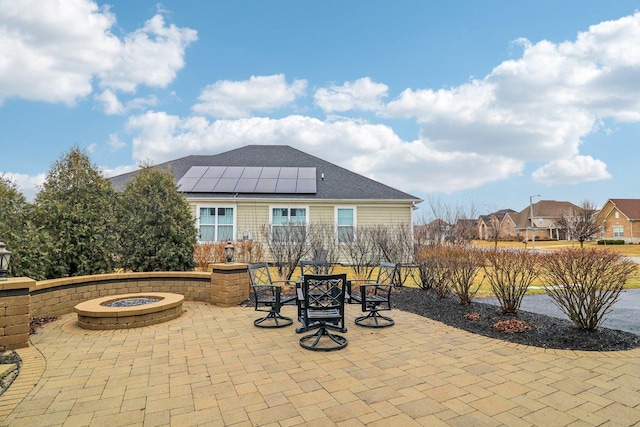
[0,278,34,351]
[0,264,250,350]
[31,272,212,319]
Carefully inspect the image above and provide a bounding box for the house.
[596,199,640,243]
[477,209,515,240]
[512,200,580,241]
[110,145,422,257]
[454,218,478,240]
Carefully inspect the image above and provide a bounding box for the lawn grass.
[470,240,640,294]
[267,240,640,300]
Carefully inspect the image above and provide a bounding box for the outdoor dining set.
[247,261,397,352]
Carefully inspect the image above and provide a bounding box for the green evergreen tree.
[34,147,117,278]
[117,165,196,272]
[0,176,48,279]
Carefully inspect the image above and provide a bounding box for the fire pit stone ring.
[74,292,184,330]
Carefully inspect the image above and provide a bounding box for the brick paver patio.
[2,302,640,426]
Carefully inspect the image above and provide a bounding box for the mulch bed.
[392,286,640,351]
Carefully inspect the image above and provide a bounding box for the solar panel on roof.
[214,178,239,192]
[276,179,297,193]
[222,167,244,178]
[254,178,277,193]
[177,166,317,194]
[182,166,208,178]
[260,167,280,178]
[234,178,259,192]
[297,168,316,179]
[203,166,226,178]
[296,179,317,193]
[241,167,262,178]
[279,167,298,178]
[177,177,200,192]
[192,177,219,192]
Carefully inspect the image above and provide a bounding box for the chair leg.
[254,310,293,328]
[299,325,348,351]
[354,310,394,328]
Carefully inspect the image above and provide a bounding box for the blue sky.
[2,1,640,218]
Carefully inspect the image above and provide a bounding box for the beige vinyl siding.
[236,201,269,234]
[309,204,334,223]
[188,199,414,245]
[356,204,413,225]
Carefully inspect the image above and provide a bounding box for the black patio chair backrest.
[299,260,330,279]
[375,262,397,286]
[248,263,273,287]
[302,273,347,314]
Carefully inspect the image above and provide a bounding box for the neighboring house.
[419,219,451,242]
[596,199,640,243]
[110,145,422,259]
[454,218,478,240]
[512,200,580,241]
[477,209,515,240]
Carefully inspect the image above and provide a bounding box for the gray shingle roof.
[110,145,421,202]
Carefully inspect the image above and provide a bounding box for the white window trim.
[335,206,357,244]
[196,204,237,243]
[613,226,624,238]
[269,205,310,242]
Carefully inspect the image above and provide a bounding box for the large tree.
[117,165,197,272]
[0,176,48,279]
[34,147,118,278]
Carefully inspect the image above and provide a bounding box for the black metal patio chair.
[348,262,397,328]
[247,263,297,328]
[297,273,348,351]
[295,260,331,330]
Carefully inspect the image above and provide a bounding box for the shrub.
[483,249,542,314]
[414,245,452,297]
[540,248,636,330]
[34,147,118,278]
[597,240,625,245]
[193,242,222,271]
[445,246,484,305]
[117,165,197,272]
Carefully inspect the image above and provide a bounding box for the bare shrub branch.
[483,248,542,314]
[341,225,380,279]
[541,248,637,330]
[371,223,414,286]
[414,245,452,297]
[260,222,311,280]
[446,247,484,305]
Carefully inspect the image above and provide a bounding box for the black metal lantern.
[0,242,11,281]
[224,241,235,264]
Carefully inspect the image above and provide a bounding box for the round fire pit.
[74,292,184,330]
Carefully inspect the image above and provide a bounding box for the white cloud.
[98,14,197,92]
[192,74,307,118]
[314,77,388,113]
[99,164,137,178]
[382,12,640,186]
[0,1,196,105]
[107,133,126,150]
[118,12,640,197]
[95,90,124,115]
[124,110,524,195]
[532,155,611,185]
[0,0,118,104]
[0,171,46,201]
[95,89,158,115]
